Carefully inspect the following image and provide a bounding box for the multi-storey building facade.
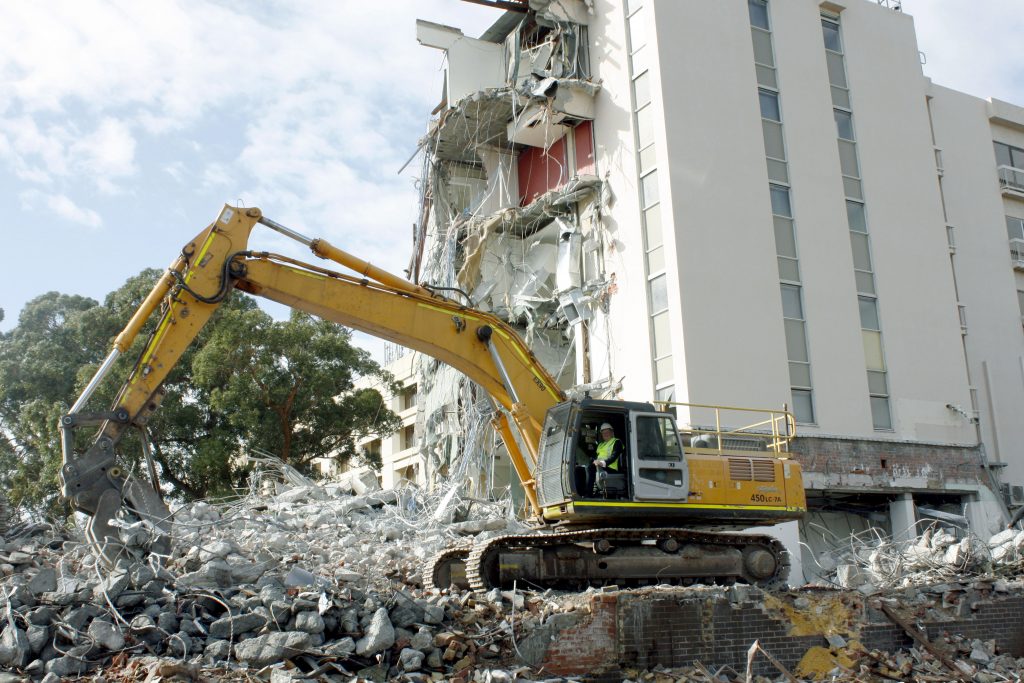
[406,0,1024,582]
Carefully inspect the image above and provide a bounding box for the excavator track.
[423,541,473,591]
[465,528,790,592]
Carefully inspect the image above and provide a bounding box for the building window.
[626,0,674,394]
[823,11,891,431]
[1017,290,1024,321]
[822,18,842,53]
[400,384,418,411]
[834,110,855,141]
[995,141,1024,170]
[759,90,781,122]
[748,0,769,30]
[363,438,382,462]
[1007,216,1024,241]
[752,2,814,424]
[402,424,417,451]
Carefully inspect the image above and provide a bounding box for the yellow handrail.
[653,400,797,457]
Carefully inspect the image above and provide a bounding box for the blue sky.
[1,1,1022,360]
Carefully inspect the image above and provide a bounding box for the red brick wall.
[536,588,1024,677]
[541,594,619,675]
[790,436,987,488]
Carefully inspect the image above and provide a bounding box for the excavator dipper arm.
[60,206,565,564]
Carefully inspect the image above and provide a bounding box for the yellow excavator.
[59,205,806,590]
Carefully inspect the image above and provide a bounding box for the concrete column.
[766,520,803,587]
[890,493,917,542]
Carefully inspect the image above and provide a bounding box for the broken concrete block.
[93,571,130,603]
[351,471,382,495]
[204,640,232,662]
[825,633,847,649]
[233,631,312,668]
[208,612,267,639]
[324,637,356,657]
[836,564,866,588]
[356,607,395,656]
[26,624,48,654]
[87,619,125,651]
[284,566,326,588]
[294,611,324,634]
[45,644,95,677]
[422,603,445,624]
[198,540,236,563]
[410,626,434,652]
[28,568,57,595]
[0,624,31,668]
[988,528,1016,548]
[400,647,425,672]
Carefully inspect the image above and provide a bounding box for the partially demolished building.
[402,0,1024,584]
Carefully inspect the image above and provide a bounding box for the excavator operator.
[589,422,625,495]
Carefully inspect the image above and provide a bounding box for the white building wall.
[825,1,972,443]
[587,0,657,401]
[651,0,792,419]
[929,85,1024,482]
[635,0,975,442]
[770,0,871,434]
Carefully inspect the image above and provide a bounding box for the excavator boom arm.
[60,206,564,561]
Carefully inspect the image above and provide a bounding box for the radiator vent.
[729,458,776,482]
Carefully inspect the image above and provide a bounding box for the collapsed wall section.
[411,2,612,502]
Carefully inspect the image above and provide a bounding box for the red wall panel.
[518,136,568,206]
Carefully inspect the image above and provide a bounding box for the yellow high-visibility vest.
[596,437,621,471]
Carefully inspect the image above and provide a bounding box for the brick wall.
[541,594,619,675]
[536,588,1024,677]
[790,435,986,489]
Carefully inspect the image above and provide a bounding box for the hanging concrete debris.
[408,0,615,504]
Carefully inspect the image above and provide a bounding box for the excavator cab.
[534,399,690,524]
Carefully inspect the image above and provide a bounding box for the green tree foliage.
[0,272,399,515]
[192,309,401,471]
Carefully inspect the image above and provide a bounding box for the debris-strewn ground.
[2,466,1024,682]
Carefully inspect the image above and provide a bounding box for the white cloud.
[71,118,137,180]
[0,115,137,193]
[906,0,1024,102]
[201,162,233,189]
[20,189,102,229]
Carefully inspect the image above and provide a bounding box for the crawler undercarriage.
[426,527,789,592]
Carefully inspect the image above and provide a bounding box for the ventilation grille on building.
[1001,483,1024,507]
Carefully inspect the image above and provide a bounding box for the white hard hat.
[600,423,613,431]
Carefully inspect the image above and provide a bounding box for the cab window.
[635,415,683,461]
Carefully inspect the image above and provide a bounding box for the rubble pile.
[835,634,1024,683]
[825,523,1024,592]
[4,476,1024,682]
[0,477,579,682]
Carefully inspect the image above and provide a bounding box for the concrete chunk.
[88,619,125,651]
[233,631,312,667]
[28,567,57,595]
[209,612,267,639]
[0,624,31,668]
[356,607,395,656]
